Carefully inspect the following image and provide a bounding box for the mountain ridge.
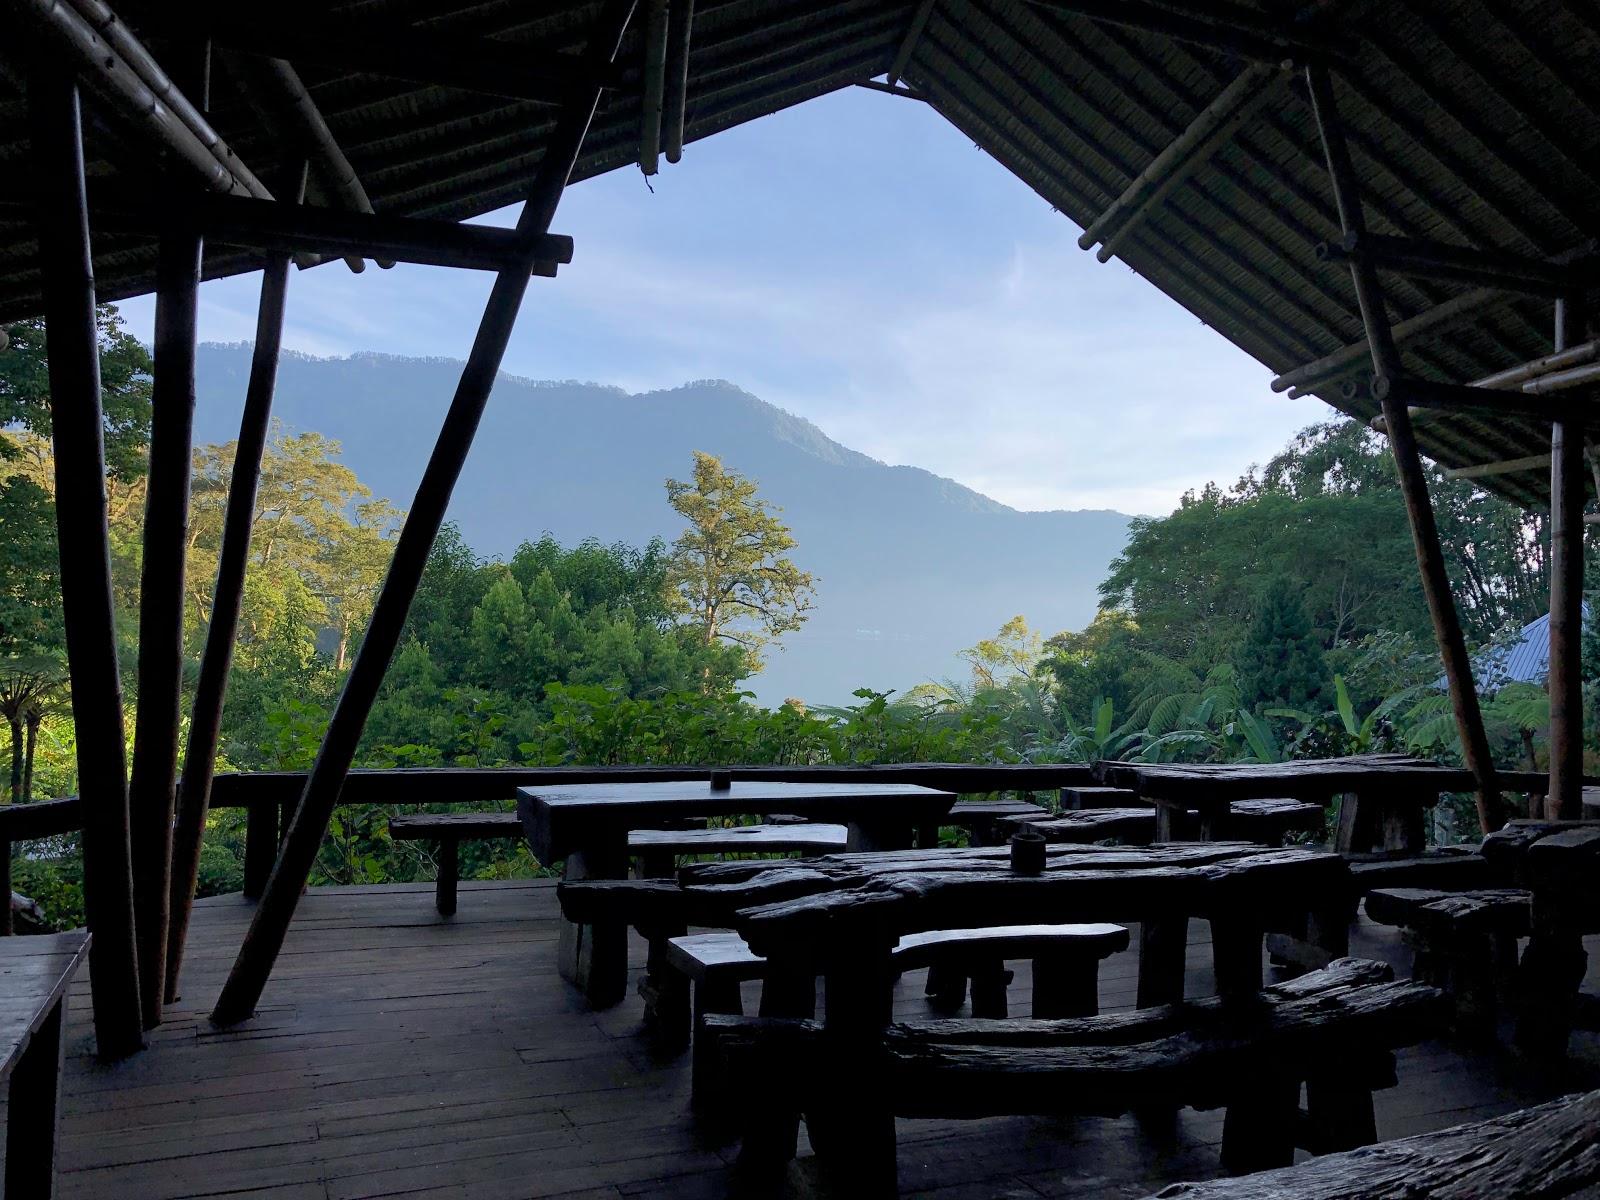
[191,344,1132,705]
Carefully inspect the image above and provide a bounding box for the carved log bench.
[1364,886,1531,1041]
[1011,798,1323,847]
[389,812,525,916]
[947,799,1051,846]
[668,923,1128,1106]
[709,958,1444,1189]
[1142,1087,1600,1199]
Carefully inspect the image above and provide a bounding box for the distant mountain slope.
[193,345,1131,706]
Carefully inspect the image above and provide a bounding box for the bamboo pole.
[1306,62,1502,836]
[30,70,144,1058]
[1275,287,1501,395]
[166,167,299,1003]
[1084,60,1288,263]
[210,0,640,1028]
[639,0,669,175]
[886,0,936,88]
[662,0,694,162]
[18,0,268,199]
[1548,297,1587,820]
[127,212,201,1030]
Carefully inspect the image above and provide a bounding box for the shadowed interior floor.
[48,879,1600,1199]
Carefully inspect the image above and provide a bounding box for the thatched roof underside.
[1,0,1596,508]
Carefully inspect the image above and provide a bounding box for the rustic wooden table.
[0,930,90,1199]
[517,778,956,1006]
[1097,754,1475,852]
[1481,819,1600,1057]
[680,841,1349,1190]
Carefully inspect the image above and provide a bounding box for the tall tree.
[664,451,815,672]
[1237,577,1331,712]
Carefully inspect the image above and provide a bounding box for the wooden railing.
[0,761,1571,913]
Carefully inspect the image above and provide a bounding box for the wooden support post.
[210,0,639,1028]
[128,212,202,1030]
[1306,62,1502,835]
[1548,296,1587,821]
[167,240,294,1003]
[29,71,144,1059]
[662,0,693,163]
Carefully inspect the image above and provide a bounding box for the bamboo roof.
[1,0,1597,507]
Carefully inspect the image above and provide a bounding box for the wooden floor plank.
[52,879,1600,1199]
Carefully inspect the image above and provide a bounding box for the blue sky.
[116,86,1320,517]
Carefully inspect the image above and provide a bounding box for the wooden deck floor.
[53,880,1600,1200]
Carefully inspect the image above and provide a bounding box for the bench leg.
[7,992,66,1200]
[557,845,631,1008]
[1515,919,1587,1058]
[639,923,690,1051]
[691,976,745,1111]
[635,849,675,880]
[1304,1054,1389,1154]
[924,962,967,1012]
[1137,916,1189,1008]
[969,958,1013,1019]
[1444,931,1502,1042]
[759,965,816,1020]
[434,838,459,917]
[1032,953,1100,1019]
[1220,1075,1299,1175]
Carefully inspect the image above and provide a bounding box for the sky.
[114,86,1323,518]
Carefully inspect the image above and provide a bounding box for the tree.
[664,451,815,672]
[1237,577,1331,713]
[959,615,1041,690]
[0,657,68,802]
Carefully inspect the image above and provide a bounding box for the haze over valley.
[193,345,1132,706]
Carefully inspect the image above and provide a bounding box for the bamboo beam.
[1443,453,1552,481]
[204,15,628,105]
[1473,341,1599,391]
[857,79,925,99]
[639,0,669,175]
[29,70,144,1058]
[1079,60,1288,263]
[886,0,936,88]
[127,210,201,1030]
[1320,231,1592,298]
[1306,62,1502,836]
[18,0,270,199]
[1023,0,1339,62]
[1273,288,1501,395]
[662,0,694,163]
[210,0,641,1029]
[1549,297,1588,820]
[166,163,300,1002]
[223,53,380,273]
[1372,374,1588,423]
[0,194,577,274]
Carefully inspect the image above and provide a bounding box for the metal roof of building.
[2,0,1597,508]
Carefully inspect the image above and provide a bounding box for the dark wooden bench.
[1365,886,1531,1040]
[628,822,848,878]
[1141,1086,1600,1199]
[391,813,849,914]
[1059,785,1141,809]
[668,923,1128,1107]
[1013,798,1323,847]
[0,930,90,1198]
[709,958,1444,1188]
[947,799,1051,846]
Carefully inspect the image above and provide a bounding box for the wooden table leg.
[557,839,630,1008]
[1210,915,1264,996]
[7,991,66,1199]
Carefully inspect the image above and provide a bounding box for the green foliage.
[1237,578,1331,713]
